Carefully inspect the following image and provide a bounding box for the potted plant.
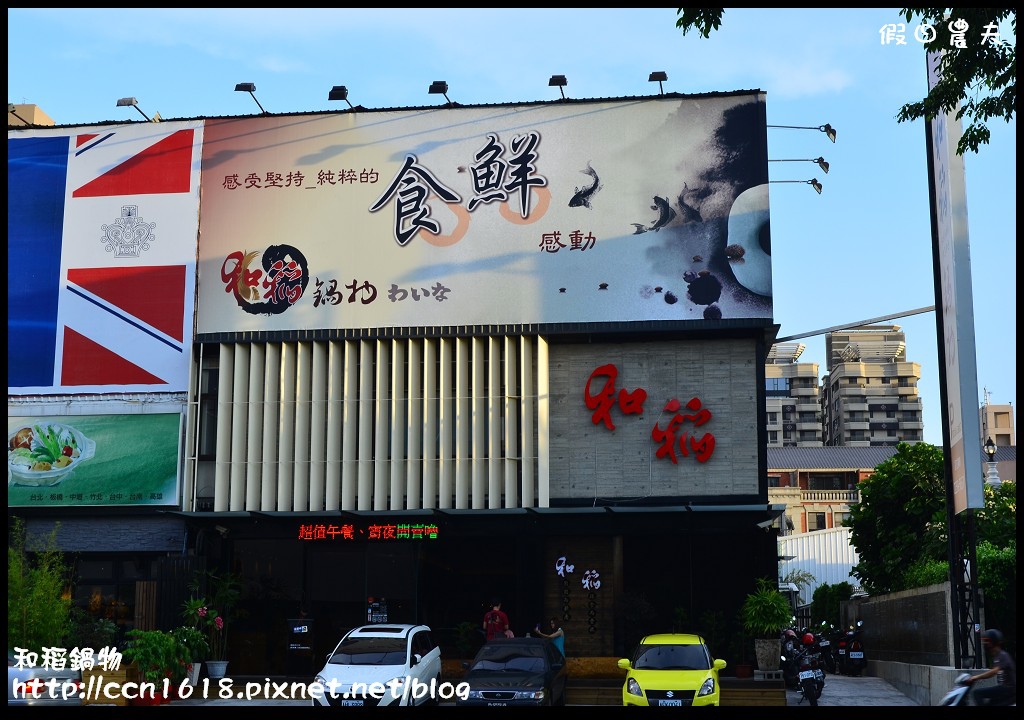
[122,629,178,704]
[182,569,242,678]
[740,578,793,672]
[172,625,209,685]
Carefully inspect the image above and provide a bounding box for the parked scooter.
[780,629,801,689]
[843,620,866,676]
[794,632,825,706]
[834,625,849,675]
[817,622,839,675]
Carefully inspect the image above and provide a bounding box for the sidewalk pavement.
[787,672,919,706]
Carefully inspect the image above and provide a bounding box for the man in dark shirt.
[968,628,1016,706]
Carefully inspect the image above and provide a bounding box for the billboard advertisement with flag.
[7,121,202,395]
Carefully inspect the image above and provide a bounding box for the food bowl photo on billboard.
[8,422,96,487]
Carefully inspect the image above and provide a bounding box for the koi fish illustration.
[648,195,676,232]
[568,162,601,209]
[677,183,703,224]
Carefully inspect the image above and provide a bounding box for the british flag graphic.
[8,121,202,394]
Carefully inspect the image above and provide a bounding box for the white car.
[8,650,82,706]
[312,624,441,707]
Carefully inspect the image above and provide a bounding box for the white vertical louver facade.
[186,336,544,512]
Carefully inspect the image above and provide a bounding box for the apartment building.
[820,324,924,446]
[765,343,822,447]
[980,394,1015,449]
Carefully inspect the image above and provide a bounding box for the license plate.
[814,670,824,679]
[819,640,829,647]
[838,649,846,655]
[799,670,814,680]
[487,702,507,706]
[850,652,864,659]
[658,699,683,706]
[342,700,364,707]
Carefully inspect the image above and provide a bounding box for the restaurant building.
[9,90,784,672]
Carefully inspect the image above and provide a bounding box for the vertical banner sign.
[925,50,984,514]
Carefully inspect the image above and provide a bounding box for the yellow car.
[617,633,726,707]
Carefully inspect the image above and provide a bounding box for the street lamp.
[983,437,1001,489]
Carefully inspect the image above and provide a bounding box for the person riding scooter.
[965,629,1016,706]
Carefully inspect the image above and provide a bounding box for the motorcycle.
[843,620,866,677]
[937,672,1017,706]
[780,630,802,690]
[817,622,839,675]
[833,626,849,675]
[793,633,825,706]
[939,673,976,706]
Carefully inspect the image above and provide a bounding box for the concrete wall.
[852,581,999,706]
[871,660,998,707]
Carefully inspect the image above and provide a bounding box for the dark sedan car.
[456,637,568,707]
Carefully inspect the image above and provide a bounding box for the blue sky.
[8,8,1015,446]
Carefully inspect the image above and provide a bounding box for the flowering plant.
[182,596,227,660]
[182,571,241,661]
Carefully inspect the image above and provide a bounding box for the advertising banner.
[197,94,771,336]
[7,413,182,507]
[925,51,984,513]
[7,121,202,394]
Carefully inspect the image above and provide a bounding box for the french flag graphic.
[8,122,202,394]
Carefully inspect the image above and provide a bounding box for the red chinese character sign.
[584,364,716,465]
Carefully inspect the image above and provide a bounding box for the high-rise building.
[820,324,924,446]
[765,343,821,447]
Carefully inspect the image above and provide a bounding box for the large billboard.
[925,51,984,513]
[7,122,202,395]
[197,93,771,336]
[7,413,182,507]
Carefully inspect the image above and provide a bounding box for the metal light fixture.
[648,71,668,95]
[548,75,567,100]
[983,437,1002,488]
[328,85,354,109]
[769,157,830,174]
[116,97,156,122]
[8,103,31,125]
[769,178,823,194]
[428,81,452,105]
[235,82,267,114]
[767,123,837,143]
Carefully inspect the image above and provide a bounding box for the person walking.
[966,628,1016,706]
[534,617,566,657]
[483,599,511,640]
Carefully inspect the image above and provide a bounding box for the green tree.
[847,442,946,594]
[782,568,816,602]
[842,442,1015,607]
[8,517,75,654]
[675,8,1016,155]
[810,582,854,628]
[896,8,1016,155]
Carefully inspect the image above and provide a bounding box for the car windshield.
[632,644,711,671]
[471,656,546,673]
[328,637,408,666]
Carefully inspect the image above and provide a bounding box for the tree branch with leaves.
[675,8,1016,155]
